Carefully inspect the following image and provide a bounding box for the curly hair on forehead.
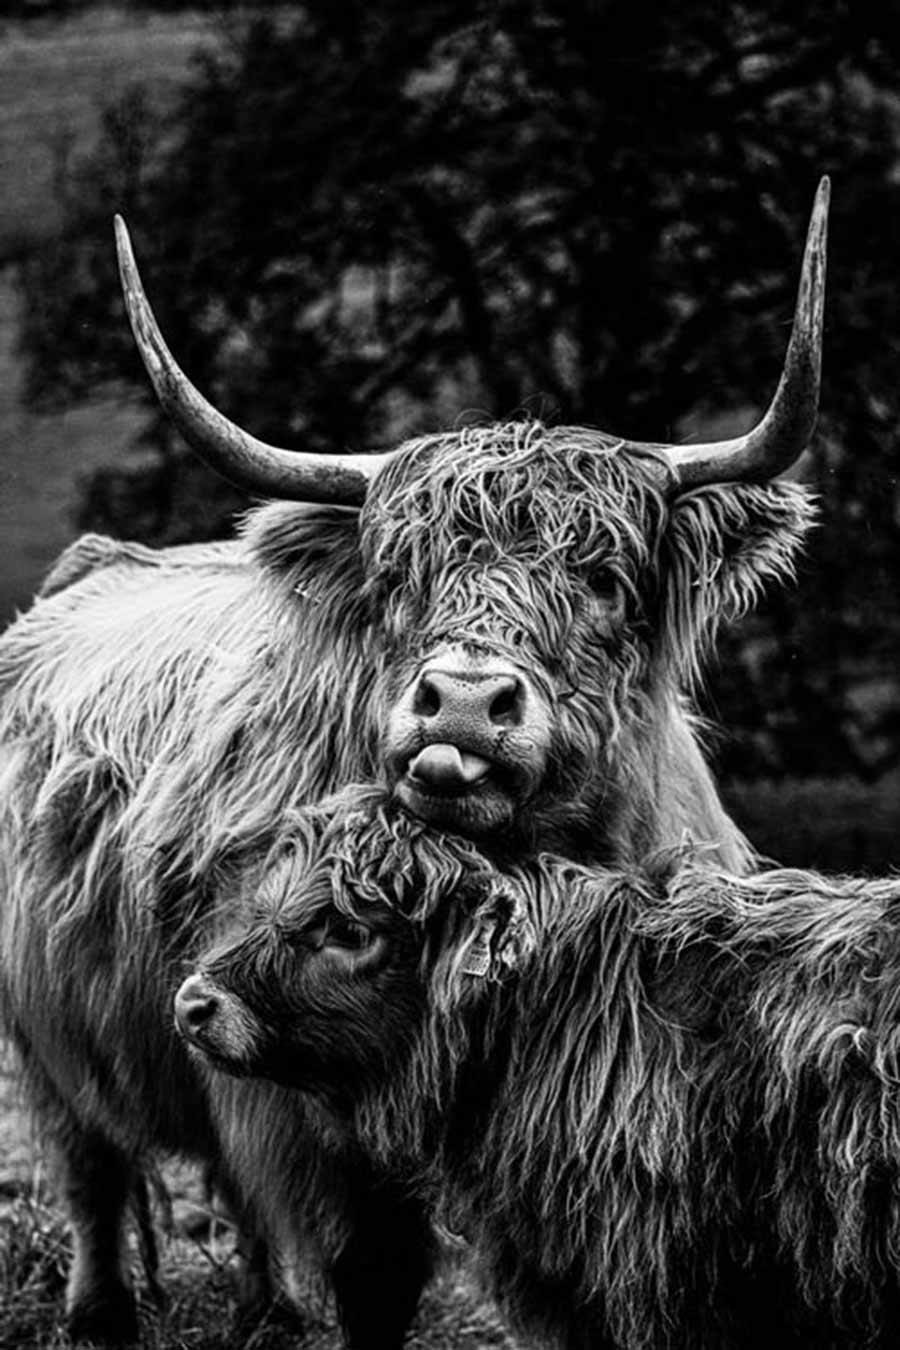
[362,421,668,586]
[361,418,816,685]
[260,784,507,926]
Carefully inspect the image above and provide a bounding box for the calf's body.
[182,796,900,1349]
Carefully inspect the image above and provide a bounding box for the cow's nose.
[174,975,219,1038]
[413,669,526,730]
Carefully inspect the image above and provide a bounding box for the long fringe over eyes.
[363,423,668,603]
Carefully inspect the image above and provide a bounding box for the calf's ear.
[431,877,536,1010]
[658,479,817,683]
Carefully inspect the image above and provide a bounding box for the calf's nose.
[174,974,219,1038]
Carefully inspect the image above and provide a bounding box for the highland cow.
[180,789,900,1350]
[0,182,828,1342]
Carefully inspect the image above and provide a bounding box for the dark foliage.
[15,0,900,782]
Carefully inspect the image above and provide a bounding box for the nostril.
[413,674,441,718]
[175,979,219,1035]
[489,678,523,726]
[185,995,218,1030]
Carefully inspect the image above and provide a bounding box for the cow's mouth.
[182,1035,254,1079]
[394,743,520,834]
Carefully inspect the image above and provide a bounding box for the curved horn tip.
[805,175,830,251]
[649,180,831,492]
[108,212,383,505]
[791,176,829,369]
[114,215,141,300]
[113,213,131,258]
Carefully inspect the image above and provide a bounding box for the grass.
[0,1187,304,1350]
[0,1190,521,1350]
[0,1193,71,1350]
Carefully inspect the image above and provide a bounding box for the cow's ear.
[659,480,817,681]
[242,502,364,591]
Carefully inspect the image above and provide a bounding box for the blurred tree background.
[9,0,900,863]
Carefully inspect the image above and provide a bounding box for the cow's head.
[116,181,828,846]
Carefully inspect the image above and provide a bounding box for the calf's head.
[174,792,525,1101]
[175,859,421,1100]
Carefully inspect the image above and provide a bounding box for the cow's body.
[182,791,900,1350]
[0,454,765,1343]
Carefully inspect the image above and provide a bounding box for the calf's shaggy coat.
[183,794,900,1350]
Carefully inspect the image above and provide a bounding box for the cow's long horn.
[634,176,830,491]
[114,217,391,504]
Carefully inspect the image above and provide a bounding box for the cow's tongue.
[407,744,492,795]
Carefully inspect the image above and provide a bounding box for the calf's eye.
[325,915,375,951]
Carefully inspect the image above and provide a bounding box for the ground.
[0,1050,522,1350]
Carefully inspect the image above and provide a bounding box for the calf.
[179,794,900,1349]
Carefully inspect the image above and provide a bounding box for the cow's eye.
[588,570,626,615]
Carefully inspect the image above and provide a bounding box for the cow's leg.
[331,1185,435,1350]
[53,1121,139,1343]
[12,1036,140,1343]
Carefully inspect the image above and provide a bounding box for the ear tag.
[461,918,497,979]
